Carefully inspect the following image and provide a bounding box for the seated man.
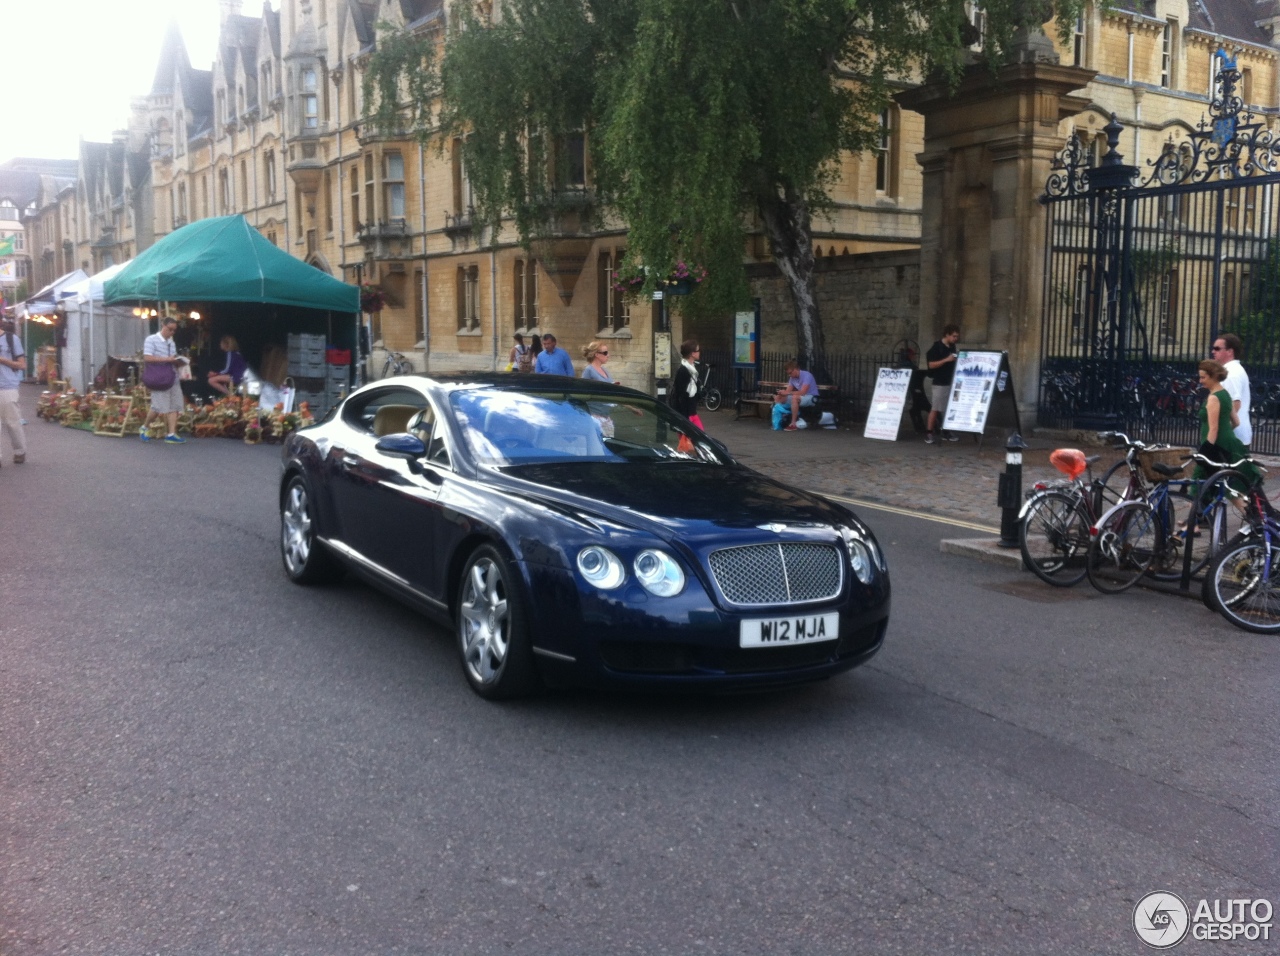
[775,359,818,431]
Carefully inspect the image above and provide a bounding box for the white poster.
[654,331,672,378]
[863,367,913,441]
[942,351,1003,434]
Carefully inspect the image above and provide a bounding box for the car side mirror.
[373,432,427,473]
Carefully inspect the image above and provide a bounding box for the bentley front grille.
[707,542,843,607]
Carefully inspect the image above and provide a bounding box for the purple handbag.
[141,361,176,391]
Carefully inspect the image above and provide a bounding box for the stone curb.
[939,537,1025,569]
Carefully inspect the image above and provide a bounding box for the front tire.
[456,545,540,699]
[281,476,344,585]
[1086,500,1161,594]
[1203,539,1280,632]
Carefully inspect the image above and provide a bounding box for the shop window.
[384,152,406,220]
[457,264,479,331]
[513,258,539,330]
[597,249,629,332]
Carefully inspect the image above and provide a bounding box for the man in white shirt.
[1213,332,1251,448]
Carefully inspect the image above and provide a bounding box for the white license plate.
[739,612,839,648]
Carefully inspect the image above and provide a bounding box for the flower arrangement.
[360,284,386,313]
[612,260,708,295]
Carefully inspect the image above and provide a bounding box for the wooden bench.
[736,380,840,425]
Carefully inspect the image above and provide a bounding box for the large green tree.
[366,0,1083,377]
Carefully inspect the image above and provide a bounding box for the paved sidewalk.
[699,408,1080,532]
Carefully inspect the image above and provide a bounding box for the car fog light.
[634,549,685,597]
[848,540,873,584]
[577,546,625,589]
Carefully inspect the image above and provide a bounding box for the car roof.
[387,372,653,401]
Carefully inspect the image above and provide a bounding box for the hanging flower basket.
[360,284,386,313]
[613,260,708,297]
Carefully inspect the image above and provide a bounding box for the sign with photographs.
[942,351,1020,435]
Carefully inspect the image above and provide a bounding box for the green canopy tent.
[104,216,360,403]
[103,215,357,312]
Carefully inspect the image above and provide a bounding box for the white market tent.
[19,269,87,384]
[60,262,142,392]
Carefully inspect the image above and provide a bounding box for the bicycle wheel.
[381,357,397,380]
[1203,539,1280,632]
[1149,489,1228,581]
[1019,490,1090,587]
[1086,500,1161,594]
[703,387,722,412]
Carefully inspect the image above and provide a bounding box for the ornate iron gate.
[1039,54,1280,453]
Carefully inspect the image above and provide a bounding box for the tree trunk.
[756,187,828,382]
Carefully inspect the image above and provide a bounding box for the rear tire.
[1086,500,1161,594]
[1019,490,1089,587]
[704,388,722,412]
[1203,539,1280,632]
[456,545,541,700]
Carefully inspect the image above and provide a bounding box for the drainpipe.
[419,139,429,373]
[1127,22,1134,84]
[490,247,498,371]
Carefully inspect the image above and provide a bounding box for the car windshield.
[450,388,731,467]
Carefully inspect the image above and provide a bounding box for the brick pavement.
[699,409,1280,532]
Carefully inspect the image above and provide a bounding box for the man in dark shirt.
[925,324,960,444]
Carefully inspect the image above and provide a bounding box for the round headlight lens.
[847,539,873,585]
[633,549,685,597]
[577,546,625,589]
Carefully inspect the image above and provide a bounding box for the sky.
[1,0,233,165]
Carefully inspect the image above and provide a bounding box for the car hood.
[494,461,855,537]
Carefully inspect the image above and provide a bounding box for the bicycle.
[1200,459,1280,632]
[697,362,722,412]
[1085,450,1243,594]
[381,351,413,379]
[1018,448,1116,587]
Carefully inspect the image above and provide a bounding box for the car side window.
[342,387,428,435]
[426,416,450,467]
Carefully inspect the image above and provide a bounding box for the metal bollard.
[997,432,1028,548]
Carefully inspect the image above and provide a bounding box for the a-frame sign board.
[941,351,1022,444]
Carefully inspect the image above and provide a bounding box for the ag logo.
[1134,892,1190,948]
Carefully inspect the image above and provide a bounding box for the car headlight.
[577,546,625,589]
[866,536,886,572]
[633,549,685,597]
[846,539,874,584]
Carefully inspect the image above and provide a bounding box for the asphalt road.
[2,391,1277,955]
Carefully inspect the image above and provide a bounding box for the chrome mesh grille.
[707,543,842,606]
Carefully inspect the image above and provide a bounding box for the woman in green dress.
[1196,359,1260,488]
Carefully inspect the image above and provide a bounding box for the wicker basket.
[1136,446,1193,482]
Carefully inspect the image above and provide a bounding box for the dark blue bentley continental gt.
[279,374,889,699]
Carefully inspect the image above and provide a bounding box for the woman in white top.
[580,341,618,384]
[508,333,528,373]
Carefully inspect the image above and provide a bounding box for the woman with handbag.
[140,317,188,444]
